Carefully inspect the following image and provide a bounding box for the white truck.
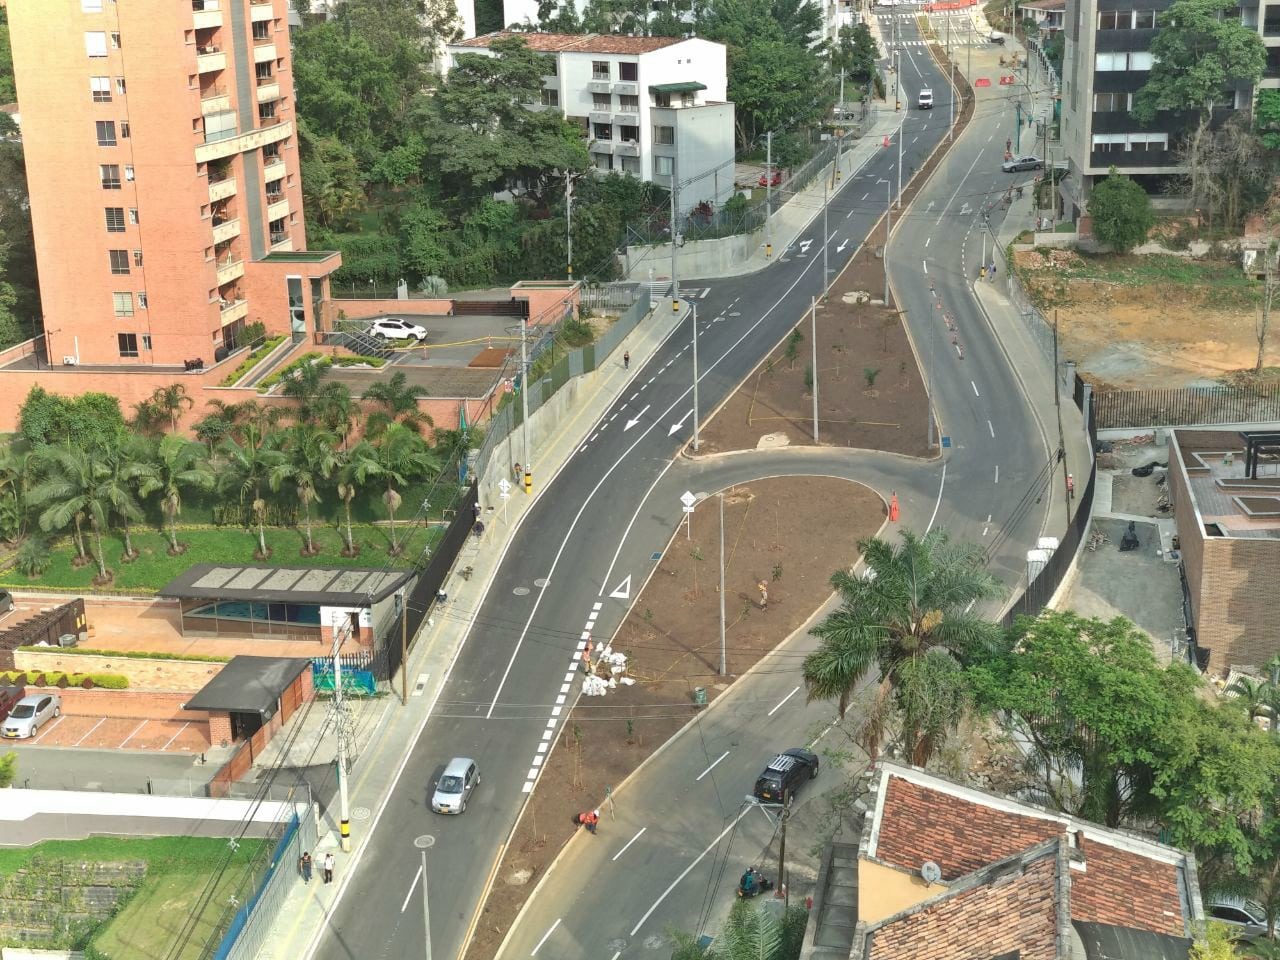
[917,88,934,109]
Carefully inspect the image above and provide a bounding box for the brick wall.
[1196,536,1280,671]
[1167,436,1205,635]
[322,299,456,327]
[14,649,224,692]
[209,712,232,747]
[54,688,210,722]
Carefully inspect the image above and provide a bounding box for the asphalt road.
[312,20,1045,960]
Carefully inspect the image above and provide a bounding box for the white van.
[918,89,934,109]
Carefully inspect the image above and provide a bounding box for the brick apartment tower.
[5,0,340,368]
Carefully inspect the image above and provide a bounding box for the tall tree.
[107,435,156,561]
[802,529,1002,764]
[335,449,367,556]
[220,425,285,559]
[27,444,135,583]
[149,433,216,555]
[362,370,432,436]
[351,424,440,555]
[270,424,340,556]
[1088,168,1154,253]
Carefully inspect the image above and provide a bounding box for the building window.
[138,291,148,309]
[252,20,271,40]
[129,208,139,225]
[269,218,287,244]
[110,32,121,49]
[82,0,104,11]
[1094,92,1130,111]
[593,93,612,110]
[133,249,143,267]
[1129,51,1154,70]
[620,61,638,81]
[109,249,130,274]
[125,165,135,182]
[112,292,134,317]
[619,94,639,112]
[592,60,610,80]
[594,123,613,140]
[100,164,122,189]
[256,62,273,82]
[120,120,130,139]
[1099,10,1128,28]
[1094,52,1127,70]
[96,120,116,146]
[653,124,675,145]
[263,143,280,162]
[654,92,672,107]
[91,76,112,102]
[115,77,127,96]
[541,89,559,107]
[117,333,139,357]
[105,207,126,232]
[654,155,673,176]
[142,334,152,351]
[266,178,283,201]
[85,32,108,58]
[620,124,639,142]
[259,101,277,121]
[1134,10,1156,27]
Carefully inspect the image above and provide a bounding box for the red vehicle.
[758,169,783,187]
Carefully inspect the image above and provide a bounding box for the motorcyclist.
[740,868,758,897]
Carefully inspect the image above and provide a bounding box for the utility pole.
[415,836,435,960]
[520,317,531,494]
[928,300,938,448]
[777,796,792,907]
[670,156,680,313]
[399,587,408,705]
[896,57,903,208]
[822,177,830,294]
[765,131,773,258]
[565,172,574,281]
[810,297,820,442]
[949,55,955,141]
[883,179,891,304]
[1015,99,1023,152]
[967,17,972,79]
[692,303,700,452]
[718,492,726,677]
[332,623,351,853]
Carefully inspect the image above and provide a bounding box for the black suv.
[752,748,819,803]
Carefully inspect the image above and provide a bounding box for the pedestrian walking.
[979,265,987,281]
[299,851,313,883]
[513,462,521,483]
[757,580,769,611]
[472,500,482,524]
[623,350,631,370]
[322,852,335,884]
[988,261,997,281]
[1066,473,1075,500]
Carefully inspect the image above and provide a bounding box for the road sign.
[498,478,512,500]
[941,435,952,448]
[680,490,697,513]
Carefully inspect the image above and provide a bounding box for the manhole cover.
[513,586,531,596]
[352,807,371,821]
[534,578,549,587]
[414,835,435,849]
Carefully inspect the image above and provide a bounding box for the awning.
[160,563,412,606]
[649,81,707,95]
[183,656,309,715]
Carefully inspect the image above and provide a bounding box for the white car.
[366,318,428,342]
[1207,898,1270,941]
[1,693,61,739]
[431,757,479,814]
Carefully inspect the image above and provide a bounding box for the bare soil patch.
[463,476,884,960]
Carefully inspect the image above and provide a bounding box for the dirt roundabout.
[462,475,885,960]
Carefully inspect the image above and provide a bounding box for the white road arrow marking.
[668,411,692,436]
[926,200,936,212]
[959,202,972,215]
[609,575,632,599]
[799,239,813,254]
[837,239,849,253]
[624,404,650,431]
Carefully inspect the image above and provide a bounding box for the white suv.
[918,89,933,109]
[2,693,61,739]
[367,318,428,342]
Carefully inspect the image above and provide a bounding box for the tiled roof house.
[807,763,1204,960]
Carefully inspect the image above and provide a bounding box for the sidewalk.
[252,300,689,960]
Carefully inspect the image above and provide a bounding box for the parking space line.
[33,715,66,743]
[73,717,106,747]
[161,722,191,751]
[119,719,148,748]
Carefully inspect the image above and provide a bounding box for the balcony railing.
[253,32,275,44]
[265,192,284,204]
[196,44,221,56]
[200,83,229,100]
[204,126,239,145]
[259,115,283,127]
[255,73,276,86]
[269,231,288,245]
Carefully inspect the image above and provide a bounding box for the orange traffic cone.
[889,492,900,523]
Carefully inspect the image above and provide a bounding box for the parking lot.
[11,714,210,753]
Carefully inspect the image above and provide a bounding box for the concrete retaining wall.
[623,227,765,280]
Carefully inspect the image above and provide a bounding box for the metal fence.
[1091,384,1280,429]
[1002,256,1077,400]
[473,294,650,482]
[580,283,642,313]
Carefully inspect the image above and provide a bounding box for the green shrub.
[88,674,129,689]
[15,538,51,578]
[21,647,230,664]
[330,355,386,368]
[1,669,127,688]
[259,353,330,391]
[220,336,286,386]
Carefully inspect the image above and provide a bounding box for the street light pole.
[928,299,938,448]
[399,587,408,705]
[415,835,435,960]
[670,156,680,313]
[810,296,820,442]
[692,303,700,452]
[718,492,726,676]
[520,317,531,493]
[822,177,830,295]
[331,621,351,853]
[883,178,891,305]
[565,171,574,281]
[765,131,773,258]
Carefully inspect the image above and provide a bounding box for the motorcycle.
[737,868,774,899]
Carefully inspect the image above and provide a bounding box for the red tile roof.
[870,771,1190,938]
[453,31,684,54]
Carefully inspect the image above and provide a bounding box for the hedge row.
[19,646,231,664]
[0,669,129,689]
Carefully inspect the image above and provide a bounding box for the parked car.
[366,317,428,342]
[431,757,479,814]
[752,748,819,803]
[0,684,26,725]
[917,88,934,110]
[1207,898,1271,942]
[759,169,783,188]
[1001,155,1044,173]
[1,693,61,740]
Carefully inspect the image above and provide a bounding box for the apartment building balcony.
[254,41,278,64]
[614,109,640,124]
[588,79,612,94]
[1089,147,1175,170]
[256,80,281,103]
[194,118,292,164]
[220,298,249,325]
[615,140,640,157]
[589,110,613,124]
[201,84,231,115]
[262,156,286,182]
[196,46,226,74]
[589,139,615,154]
[266,197,290,222]
[269,232,292,251]
[208,174,237,203]
[614,81,638,97]
[249,0,275,21]
[192,0,222,30]
[212,217,241,244]
[216,257,245,286]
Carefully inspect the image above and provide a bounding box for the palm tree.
[0,447,32,542]
[362,371,432,437]
[351,424,440,555]
[150,433,216,555]
[27,445,94,564]
[131,397,169,436]
[311,381,358,447]
[802,529,1003,765]
[150,383,195,432]
[282,359,328,421]
[107,435,157,561]
[270,425,340,556]
[220,424,285,559]
[334,449,365,557]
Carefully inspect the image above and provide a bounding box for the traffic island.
[462,475,884,960]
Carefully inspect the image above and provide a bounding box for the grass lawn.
[0,835,268,960]
[0,523,442,593]
[1029,252,1258,306]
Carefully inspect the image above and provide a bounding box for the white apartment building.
[446,32,736,209]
